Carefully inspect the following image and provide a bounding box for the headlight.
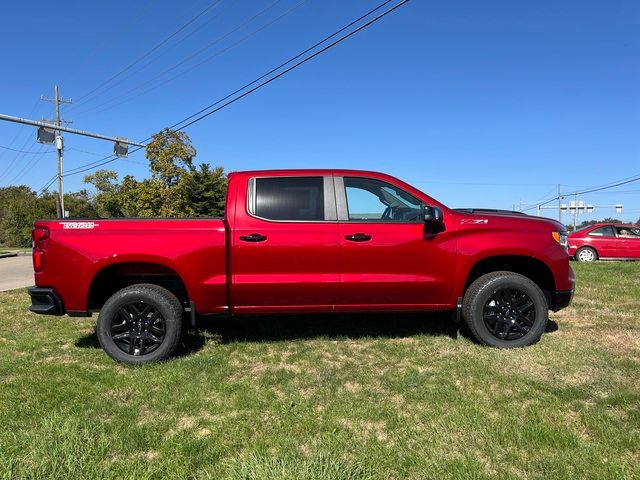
[552,231,568,250]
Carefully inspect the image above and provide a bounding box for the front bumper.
[550,289,574,312]
[28,286,65,316]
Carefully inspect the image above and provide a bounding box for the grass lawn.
[1,263,639,479]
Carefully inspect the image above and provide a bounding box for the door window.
[344,177,422,222]
[615,226,640,238]
[588,226,615,237]
[252,177,325,221]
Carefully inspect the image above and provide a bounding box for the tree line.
[0,129,227,247]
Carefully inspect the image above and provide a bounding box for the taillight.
[32,226,50,244]
[32,226,49,272]
[33,248,44,272]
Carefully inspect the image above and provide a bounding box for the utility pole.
[1,90,143,218]
[55,85,64,218]
[538,201,623,224]
[42,85,72,218]
[557,184,562,222]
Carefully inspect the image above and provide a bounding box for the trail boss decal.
[60,222,100,229]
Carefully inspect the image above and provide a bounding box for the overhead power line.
[170,0,410,132]
[39,0,410,188]
[522,173,640,214]
[58,0,158,86]
[73,0,305,117]
[70,0,269,115]
[38,175,58,194]
[71,0,226,107]
[0,97,49,183]
[565,174,640,196]
[0,144,53,155]
[535,174,640,208]
[8,143,49,185]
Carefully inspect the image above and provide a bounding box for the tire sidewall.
[465,274,548,348]
[97,286,182,364]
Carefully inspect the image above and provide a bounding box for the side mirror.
[422,205,445,234]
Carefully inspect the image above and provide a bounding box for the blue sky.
[0,0,638,223]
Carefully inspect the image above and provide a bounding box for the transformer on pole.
[41,85,72,218]
[0,87,145,218]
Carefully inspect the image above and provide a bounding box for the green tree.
[0,186,56,247]
[63,190,98,218]
[146,129,196,186]
[83,129,227,218]
[175,164,227,217]
[83,170,126,217]
[120,177,165,217]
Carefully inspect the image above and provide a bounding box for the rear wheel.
[462,271,548,348]
[575,247,597,262]
[96,284,183,364]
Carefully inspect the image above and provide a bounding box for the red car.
[28,169,574,363]
[568,223,640,261]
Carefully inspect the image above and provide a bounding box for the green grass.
[1,263,639,479]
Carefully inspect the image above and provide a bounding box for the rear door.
[335,175,456,309]
[230,175,340,313]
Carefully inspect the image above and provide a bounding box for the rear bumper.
[28,287,65,316]
[550,289,573,312]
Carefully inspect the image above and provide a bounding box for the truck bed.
[33,218,228,315]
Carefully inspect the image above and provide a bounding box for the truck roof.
[228,169,391,177]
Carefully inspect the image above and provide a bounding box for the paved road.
[0,256,33,292]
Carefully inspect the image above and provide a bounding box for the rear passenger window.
[588,226,615,237]
[253,177,324,221]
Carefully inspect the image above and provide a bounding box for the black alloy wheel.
[97,284,183,364]
[482,287,535,341]
[462,271,548,348]
[110,301,166,356]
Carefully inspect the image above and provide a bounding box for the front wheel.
[462,271,548,348]
[96,284,183,364]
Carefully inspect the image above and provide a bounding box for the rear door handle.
[345,233,372,242]
[240,233,267,242]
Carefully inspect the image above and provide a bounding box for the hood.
[451,208,566,232]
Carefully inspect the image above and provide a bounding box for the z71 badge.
[461,218,489,225]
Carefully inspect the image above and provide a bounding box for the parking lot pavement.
[0,255,33,292]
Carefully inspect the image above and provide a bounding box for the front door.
[231,175,340,313]
[335,175,456,310]
[614,225,640,258]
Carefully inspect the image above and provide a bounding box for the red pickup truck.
[28,169,574,363]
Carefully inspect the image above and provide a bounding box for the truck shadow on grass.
[76,311,460,354]
[76,313,559,357]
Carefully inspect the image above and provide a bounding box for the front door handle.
[345,233,372,242]
[240,233,267,242]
